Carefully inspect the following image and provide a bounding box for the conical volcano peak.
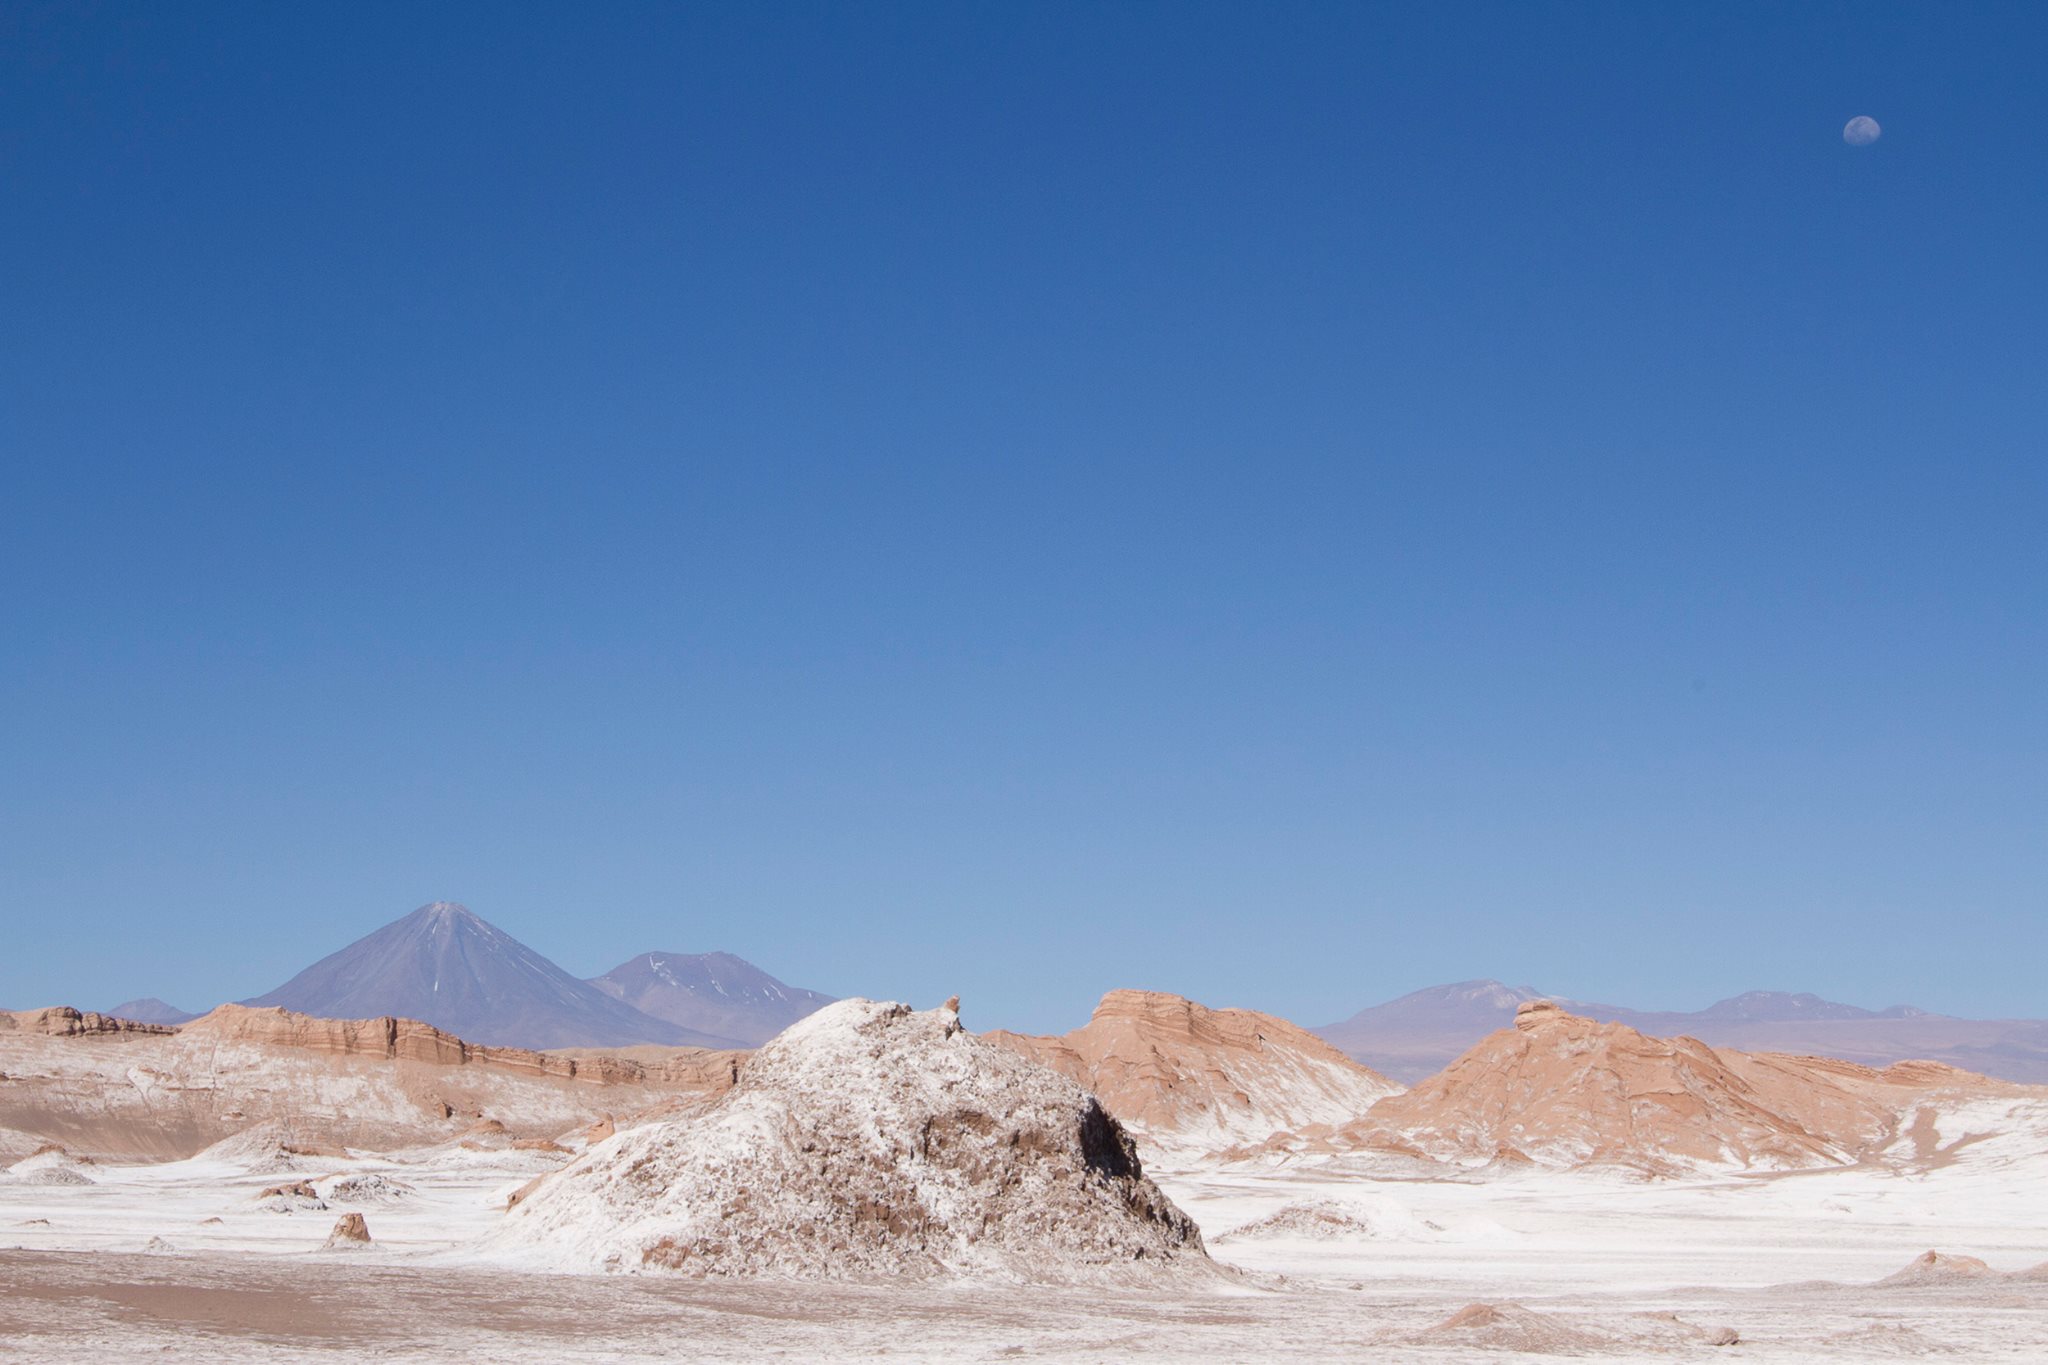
[245,903,743,1050]
[413,901,479,925]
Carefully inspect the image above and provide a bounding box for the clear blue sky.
[3,2,2042,1030]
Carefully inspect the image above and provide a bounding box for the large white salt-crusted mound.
[484,998,1207,1280]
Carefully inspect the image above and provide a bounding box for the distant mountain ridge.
[587,951,834,1047]
[1317,979,2048,1084]
[245,902,745,1051]
[105,997,200,1026]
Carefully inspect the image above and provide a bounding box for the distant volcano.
[587,951,833,1047]
[246,902,743,1051]
[105,998,200,1026]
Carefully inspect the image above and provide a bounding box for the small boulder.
[255,1180,328,1214]
[506,1174,548,1210]
[1417,1303,1610,1354]
[1880,1250,1997,1285]
[512,1137,570,1154]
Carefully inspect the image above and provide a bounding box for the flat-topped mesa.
[986,990,1400,1156]
[1335,1002,2009,1175]
[0,1000,748,1162]
[180,1003,744,1090]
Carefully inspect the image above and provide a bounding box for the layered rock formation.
[1326,1000,2005,1173]
[0,1002,742,1162]
[2,1007,177,1039]
[183,1005,743,1090]
[985,990,1400,1156]
[324,1212,373,1248]
[488,998,1207,1280]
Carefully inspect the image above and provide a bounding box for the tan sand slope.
[1326,1000,2014,1173]
[488,998,1206,1280]
[985,990,1400,1155]
[0,1002,742,1162]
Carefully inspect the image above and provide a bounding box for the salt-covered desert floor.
[6,1107,2046,1363]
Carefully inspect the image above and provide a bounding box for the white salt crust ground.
[4,1094,2047,1360]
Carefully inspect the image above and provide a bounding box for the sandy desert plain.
[4,987,2047,1363]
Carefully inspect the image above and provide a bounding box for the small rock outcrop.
[324,1212,372,1248]
[1413,1302,1738,1353]
[4,1146,97,1186]
[1879,1250,1999,1285]
[323,1174,415,1205]
[254,1180,328,1213]
[487,999,1207,1280]
[1217,1201,1383,1242]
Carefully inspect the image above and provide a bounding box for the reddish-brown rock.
[1331,1000,2013,1173]
[324,1212,372,1248]
[1,1007,176,1039]
[985,990,1399,1154]
[0,1002,747,1162]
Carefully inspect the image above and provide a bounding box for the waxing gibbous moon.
[1843,116,1881,146]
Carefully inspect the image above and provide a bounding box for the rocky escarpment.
[2,1008,178,1039]
[182,1005,743,1090]
[0,1003,743,1162]
[985,990,1400,1156]
[487,998,1208,1280]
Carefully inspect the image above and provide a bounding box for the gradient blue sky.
[3,2,2043,1031]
